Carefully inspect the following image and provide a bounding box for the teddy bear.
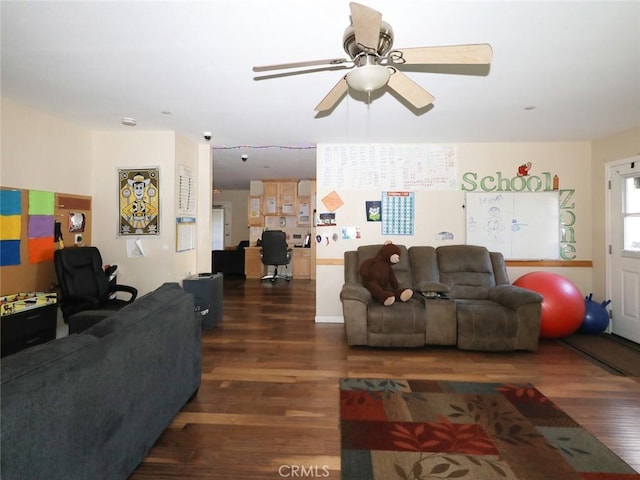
[359,242,413,306]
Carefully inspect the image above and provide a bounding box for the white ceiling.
[2,1,639,190]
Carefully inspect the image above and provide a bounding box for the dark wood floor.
[131,278,640,479]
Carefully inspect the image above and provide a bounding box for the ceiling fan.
[253,2,493,113]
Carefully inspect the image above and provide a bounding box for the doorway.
[212,208,224,251]
[607,156,640,343]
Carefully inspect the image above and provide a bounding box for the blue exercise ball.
[578,293,611,334]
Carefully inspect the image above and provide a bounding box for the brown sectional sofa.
[340,244,543,351]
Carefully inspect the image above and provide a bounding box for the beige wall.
[1,98,92,193]
[315,142,594,321]
[91,130,207,295]
[591,127,640,299]
[2,98,210,297]
[3,97,638,318]
[213,190,250,247]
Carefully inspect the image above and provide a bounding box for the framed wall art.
[118,167,160,236]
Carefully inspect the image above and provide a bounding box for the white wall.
[1,97,92,193]
[175,133,209,279]
[197,144,213,274]
[212,190,250,246]
[315,142,594,321]
[591,126,640,298]
[91,131,201,296]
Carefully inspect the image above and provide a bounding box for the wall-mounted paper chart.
[318,144,457,191]
[382,191,415,235]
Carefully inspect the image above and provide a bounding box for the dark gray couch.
[341,244,543,351]
[1,282,202,480]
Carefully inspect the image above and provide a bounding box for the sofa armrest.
[489,285,543,310]
[340,282,373,305]
[340,282,371,346]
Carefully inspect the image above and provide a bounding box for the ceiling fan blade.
[387,69,435,109]
[254,65,351,81]
[392,43,493,65]
[349,2,382,52]
[253,58,350,73]
[314,76,349,112]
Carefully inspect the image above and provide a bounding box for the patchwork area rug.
[340,378,639,479]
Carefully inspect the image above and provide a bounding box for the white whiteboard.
[465,192,560,259]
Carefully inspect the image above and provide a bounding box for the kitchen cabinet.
[262,181,297,216]
[291,248,311,278]
[296,195,311,226]
[244,247,265,278]
[244,246,312,280]
[247,195,263,227]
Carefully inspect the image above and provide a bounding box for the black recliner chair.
[54,246,137,334]
[260,230,292,282]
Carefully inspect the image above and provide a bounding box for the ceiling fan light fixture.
[346,64,390,93]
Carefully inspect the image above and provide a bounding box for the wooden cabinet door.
[278,181,297,216]
[262,181,279,215]
[247,195,263,227]
[296,195,311,226]
[244,248,264,278]
[291,248,311,279]
[262,181,297,216]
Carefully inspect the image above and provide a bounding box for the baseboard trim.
[315,316,344,323]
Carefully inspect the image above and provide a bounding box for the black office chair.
[54,246,137,334]
[260,230,292,282]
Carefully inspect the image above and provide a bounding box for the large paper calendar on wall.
[318,144,457,191]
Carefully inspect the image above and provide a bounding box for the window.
[623,175,640,253]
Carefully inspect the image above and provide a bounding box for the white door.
[211,208,224,251]
[608,157,640,343]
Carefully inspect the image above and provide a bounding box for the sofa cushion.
[436,245,497,299]
[67,307,120,334]
[1,335,98,384]
[408,246,450,293]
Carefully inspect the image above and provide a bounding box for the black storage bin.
[182,273,223,329]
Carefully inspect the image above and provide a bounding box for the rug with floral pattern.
[340,378,639,479]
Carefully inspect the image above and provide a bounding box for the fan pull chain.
[367,91,371,138]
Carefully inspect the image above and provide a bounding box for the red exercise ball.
[513,272,586,338]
